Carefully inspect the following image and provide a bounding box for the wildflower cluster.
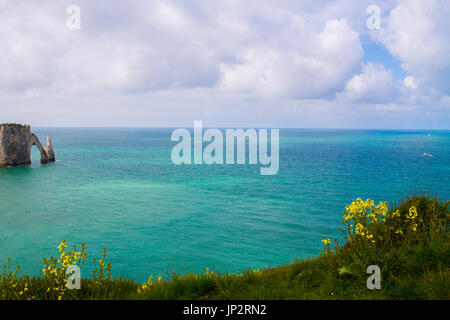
[252,268,262,276]
[342,198,388,245]
[407,206,419,232]
[322,196,445,254]
[92,248,112,284]
[42,240,87,300]
[320,237,334,255]
[321,198,425,252]
[137,273,163,294]
[385,205,423,239]
[0,259,31,300]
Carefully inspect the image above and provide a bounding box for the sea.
[0,128,448,282]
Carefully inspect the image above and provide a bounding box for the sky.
[0,0,449,129]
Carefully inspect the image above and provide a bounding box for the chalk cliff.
[0,124,55,167]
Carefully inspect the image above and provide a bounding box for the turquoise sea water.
[0,128,449,282]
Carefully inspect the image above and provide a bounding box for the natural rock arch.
[0,124,55,167]
[30,133,49,164]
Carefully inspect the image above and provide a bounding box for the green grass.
[1,194,449,300]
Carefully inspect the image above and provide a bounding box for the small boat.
[423,153,432,157]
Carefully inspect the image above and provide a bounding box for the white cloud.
[338,63,397,103]
[0,2,65,90]
[403,76,418,90]
[0,1,363,99]
[0,1,223,93]
[375,0,450,95]
[220,19,363,99]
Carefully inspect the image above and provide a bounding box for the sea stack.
[44,135,55,162]
[0,123,55,167]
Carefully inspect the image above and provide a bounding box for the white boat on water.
[423,153,432,157]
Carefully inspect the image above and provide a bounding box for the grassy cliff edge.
[1,194,449,300]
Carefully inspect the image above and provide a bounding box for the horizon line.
[28,126,450,131]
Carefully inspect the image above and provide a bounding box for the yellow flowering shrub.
[321,196,445,254]
[341,198,388,245]
[42,240,87,300]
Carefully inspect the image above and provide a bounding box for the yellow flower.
[57,240,68,252]
[407,206,418,220]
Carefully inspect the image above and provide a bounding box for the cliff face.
[0,124,55,167]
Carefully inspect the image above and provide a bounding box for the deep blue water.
[0,128,448,282]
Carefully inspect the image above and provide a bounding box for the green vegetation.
[1,194,448,300]
[0,123,29,129]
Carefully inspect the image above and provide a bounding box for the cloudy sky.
[1,0,449,128]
